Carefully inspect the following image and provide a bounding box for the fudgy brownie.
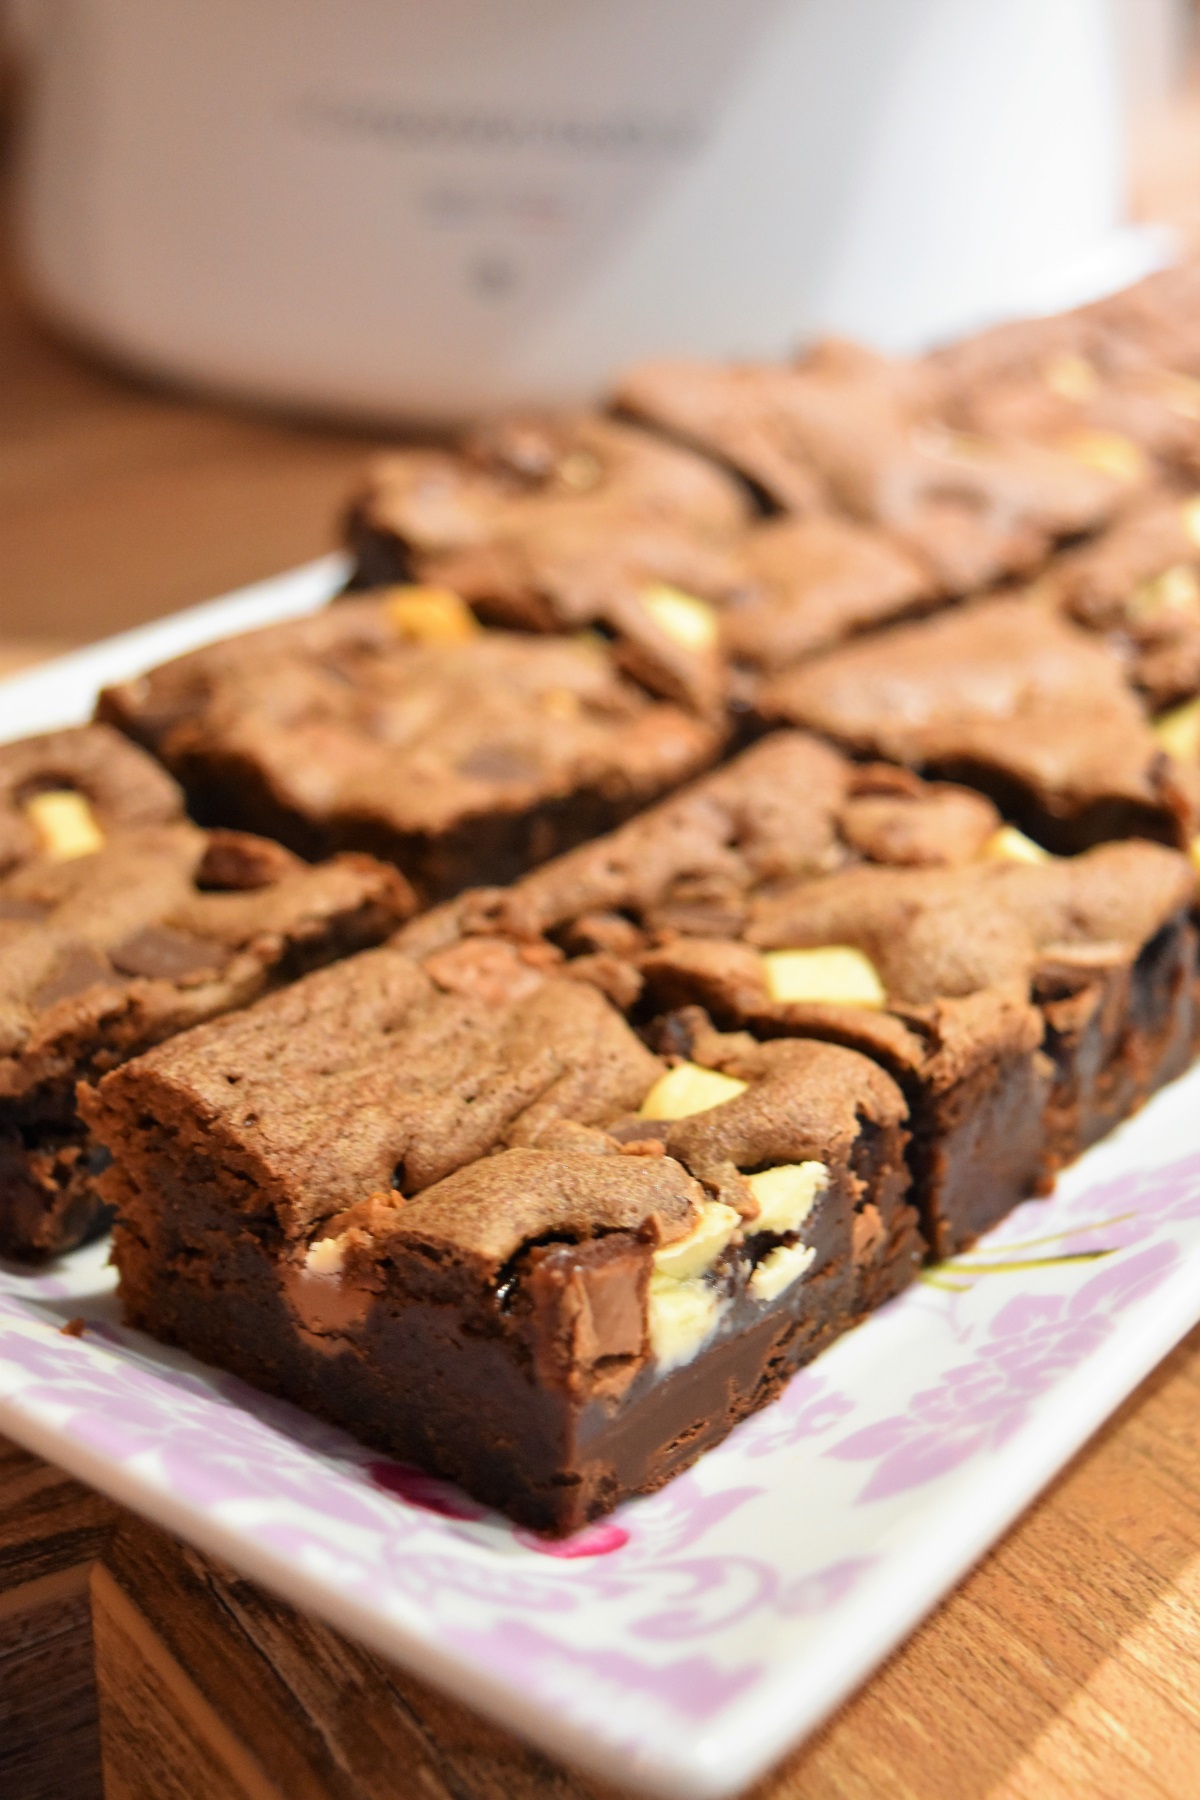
[0,814,411,1259]
[0,724,185,875]
[402,733,1196,1256]
[96,598,722,902]
[345,412,752,712]
[754,593,1198,853]
[615,339,1133,592]
[82,943,919,1533]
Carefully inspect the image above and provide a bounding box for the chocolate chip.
[457,745,542,784]
[31,946,116,1010]
[195,830,299,891]
[0,896,50,922]
[110,925,232,982]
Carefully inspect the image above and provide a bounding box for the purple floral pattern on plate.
[3,1107,1199,1797]
[5,590,1200,1794]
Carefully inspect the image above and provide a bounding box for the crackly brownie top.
[0,822,411,1109]
[97,598,720,841]
[398,732,1001,955]
[756,594,1196,844]
[87,945,666,1235]
[616,339,1128,593]
[0,724,183,875]
[740,839,1196,1005]
[348,414,753,711]
[722,515,936,671]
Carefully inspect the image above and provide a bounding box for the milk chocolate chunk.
[97,599,721,902]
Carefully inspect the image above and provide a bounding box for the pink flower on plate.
[828,1241,1178,1501]
[515,1521,630,1559]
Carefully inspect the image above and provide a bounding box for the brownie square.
[82,943,917,1532]
[345,413,752,713]
[615,339,1131,592]
[0,807,412,1259]
[96,598,722,902]
[754,593,1198,853]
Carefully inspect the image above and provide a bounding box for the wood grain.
[5,48,1200,1800]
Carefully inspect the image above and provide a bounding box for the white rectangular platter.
[3,561,1200,1799]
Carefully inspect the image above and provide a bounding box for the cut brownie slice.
[615,339,1132,592]
[0,817,411,1259]
[344,413,753,712]
[82,944,918,1532]
[0,723,184,875]
[96,598,722,902]
[754,593,1198,853]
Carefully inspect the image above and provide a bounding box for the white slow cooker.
[9,0,1170,419]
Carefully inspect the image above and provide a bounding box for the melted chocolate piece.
[109,925,232,982]
[0,897,49,922]
[30,947,117,1011]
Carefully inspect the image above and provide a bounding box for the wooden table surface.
[5,65,1200,1800]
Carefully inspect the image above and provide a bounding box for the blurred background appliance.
[4,0,1187,419]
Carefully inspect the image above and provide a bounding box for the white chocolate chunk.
[653,1200,740,1280]
[981,824,1051,866]
[746,1163,829,1235]
[1059,429,1147,484]
[647,1273,723,1370]
[1181,496,1200,548]
[639,1062,748,1120]
[1129,563,1200,620]
[641,583,719,651]
[763,946,886,1009]
[1191,836,1200,879]
[304,1235,345,1278]
[1043,352,1097,403]
[24,789,105,861]
[383,585,480,643]
[749,1242,816,1302]
[1154,697,1200,763]
[1164,376,1200,422]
